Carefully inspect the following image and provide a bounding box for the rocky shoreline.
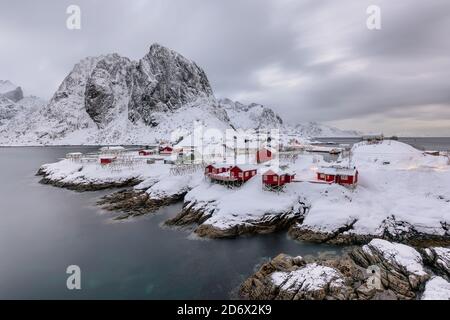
[239,239,450,300]
[36,167,142,191]
[288,218,450,247]
[165,199,308,238]
[97,189,188,220]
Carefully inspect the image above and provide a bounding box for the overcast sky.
[1,0,450,136]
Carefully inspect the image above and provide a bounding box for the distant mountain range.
[0,44,360,146]
[288,121,362,138]
[0,80,46,129]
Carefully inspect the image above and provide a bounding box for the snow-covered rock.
[421,276,450,300]
[241,241,449,300]
[421,247,450,278]
[351,239,430,297]
[240,253,354,300]
[270,263,350,300]
[37,157,159,191]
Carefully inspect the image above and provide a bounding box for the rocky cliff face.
[128,44,213,125]
[46,44,215,132]
[84,54,133,128]
[81,44,214,129]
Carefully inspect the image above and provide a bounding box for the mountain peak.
[0,80,23,102]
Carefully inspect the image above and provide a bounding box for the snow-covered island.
[37,139,450,246]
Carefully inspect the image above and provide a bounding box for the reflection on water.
[0,147,343,299]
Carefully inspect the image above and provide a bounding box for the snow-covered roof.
[262,167,295,176]
[231,164,258,171]
[317,165,357,176]
[207,163,231,169]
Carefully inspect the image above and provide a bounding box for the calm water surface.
[0,147,342,299]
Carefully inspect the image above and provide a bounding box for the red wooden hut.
[138,149,156,156]
[316,166,358,186]
[229,165,257,182]
[206,164,257,185]
[100,156,116,165]
[204,164,231,175]
[159,145,173,155]
[262,167,296,187]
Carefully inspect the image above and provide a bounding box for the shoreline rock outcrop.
[36,167,141,191]
[165,199,308,238]
[289,216,450,247]
[240,239,450,300]
[97,188,187,220]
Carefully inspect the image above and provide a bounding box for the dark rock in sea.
[97,188,187,219]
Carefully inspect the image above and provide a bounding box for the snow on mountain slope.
[0,80,24,102]
[0,80,16,93]
[0,79,46,127]
[0,44,288,146]
[291,121,361,138]
[0,44,222,146]
[219,98,283,130]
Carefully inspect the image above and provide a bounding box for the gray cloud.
[0,0,449,135]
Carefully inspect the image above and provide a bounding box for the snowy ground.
[292,140,450,240]
[422,276,450,300]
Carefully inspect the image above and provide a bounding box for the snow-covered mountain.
[289,122,361,138]
[0,44,285,146]
[0,81,46,127]
[218,98,283,130]
[0,80,23,102]
[0,44,360,145]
